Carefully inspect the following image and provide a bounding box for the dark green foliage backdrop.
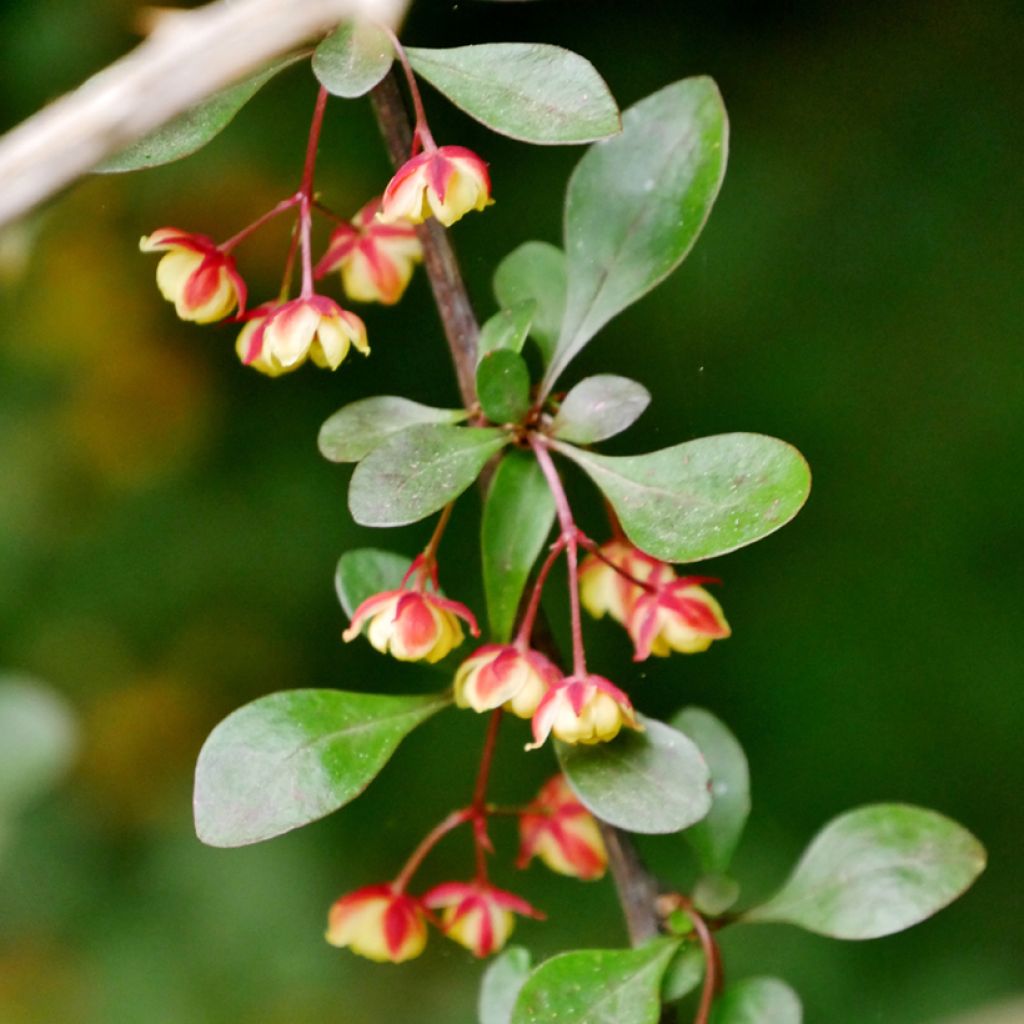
[0,2,1020,1021]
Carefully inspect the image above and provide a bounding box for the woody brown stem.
[369,69,669,968]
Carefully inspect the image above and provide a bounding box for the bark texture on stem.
[0,0,408,230]
[370,72,480,409]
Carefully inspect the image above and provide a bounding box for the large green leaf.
[512,940,679,1024]
[318,396,466,464]
[480,946,532,1024]
[542,77,728,392]
[710,977,802,1024]
[493,242,567,365]
[312,22,393,98]
[349,424,509,528]
[334,548,415,619]
[478,350,532,425]
[96,55,302,173]
[743,804,987,939]
[550,375,650,445]
[481,451,556,642]
[194,689,448,847]
[556,716,711,835]
[406,44,619,145]
[552,433,811,563]
[672,707,750,874]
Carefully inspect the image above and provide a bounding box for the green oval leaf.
[318,396,467,464]
[312,22,393,98]
[406,43,619,146]
[556,716,711,835]
[335,548,418,620]
[743,804,987,939]
[552,433,811,563]
[480,946,532,1024]
[481,451,556,642]
[672,707,750,874]
[512,940,679,1024]
[349,424,509,528]
[478,350,532,424]
[661,945,705,1004]
[194,689,448,847]
[550,374,650,445]
[479,302,536,360]
[494,242,567,366]
[710,977,802,1024]
[543,76,729,392]
[96,55,303,173]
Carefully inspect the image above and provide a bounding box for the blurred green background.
[0,1,1021,1021]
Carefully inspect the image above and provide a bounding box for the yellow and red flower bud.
[315,198,422,306]
[528,674,639,750]
[579,540,674,626]
[237,296,368,377]
[517,775,607,881]
[626,577,730,661]
[325,884,427,963]
[454,644,561,719]
[140,227,246,323]
[423,881,543,958]
[343,589,479,664]
[379,146,493,228]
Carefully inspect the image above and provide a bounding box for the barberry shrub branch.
[98,15,986,1024]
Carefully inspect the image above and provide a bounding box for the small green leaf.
[710,977,802,1024]
[481,451,556,642]
[312,22,393,98]
[743,804,987,939]
[406,44,619,145]
[661,945,705,1004]
[672,707,750,874]
[556,716,711,835]
[692,873,741,916]
[479,302,536,360]
[543,77,728,392]
[0,676,77,811]
[494,242,567,365]
[478,350,532,424]
[512,940,679,1024]
[552,433,811,563]
[550,375,650,445]
[96,55,303,173]
[480,946,533,1024]
[318,396,467,464]
[349,424,509,528]
[194,689,448,847]
[334,548,415,619]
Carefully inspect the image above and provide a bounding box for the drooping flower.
[528,673,639,750]
[626,578,730,661]
[325,884,427,963]
[315,197,422,305]
[454,644,561,719]
[237,295,368,377]
[423,881,543,958]
[379,146,492,228]
[139,228,246,323]
[343,589,479,663]
[579,540,674,626]
[517,775,607,881]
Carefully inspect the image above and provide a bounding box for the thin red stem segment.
[664,895,723,1024]
[381,26,436,152]
[297,85,329,298]
[392,808,470,892]
[514,534,568,649]
[220,194,300,252]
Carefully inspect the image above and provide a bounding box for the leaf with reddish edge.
[709,977,803,1024]
[551,432,811,564]
[193,689,449,847]
[742,804,986,939]
[406,44,620,146]
[556,715,711,835]
[542,77,728,393]
[312,22,394,99]
[481,451,556,643]
[349,424,509,528]
[493,242,566,365]
[512,940,680,1024]
[550,374,651,445]
[96,54,304,173]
